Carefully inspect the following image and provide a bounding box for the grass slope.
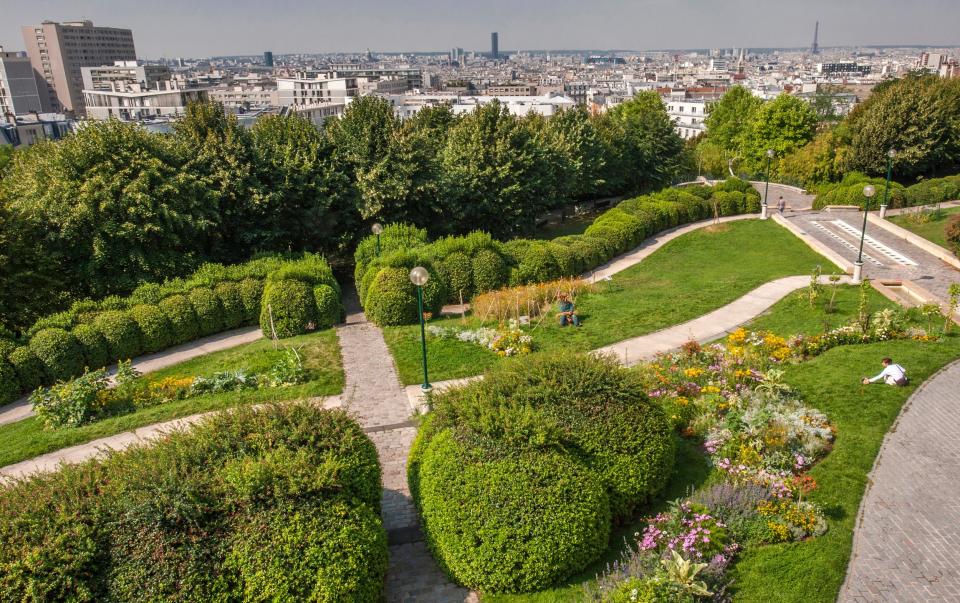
[0,329,343,468]
[888,206,960,250]
[387,220,838,385]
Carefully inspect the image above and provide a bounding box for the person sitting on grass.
[862,357,909,386]
[557,292,581,327]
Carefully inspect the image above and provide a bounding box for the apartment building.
[664,97,707,140]
[83,85,209,121]
[487,83,538,96]
[81,61,170,92]
[0,49,45,115]
[22,20,136,115]
[277,72,359,106]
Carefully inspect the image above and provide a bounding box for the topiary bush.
[214,282,246,330]
[188,287,224,337]
[71,324,110,370]
[8,346,45,392]
[353,223,429,285]
[364,267,447,327]
[158,295,201,345]
[29,328,84,383]
[259,280,317,338]
[471,248,509,294]
[946,215,960,257]
[0,359,19,404]
[511,243,562,285]
[238,278,265,324]
[93,311,143,362]
[313,284,340,330]
[439,251,474,302]
[410,353,675,593]
[128,305,175,354]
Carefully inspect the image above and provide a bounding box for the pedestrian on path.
[862,357,909,386]
[777,196,786,215]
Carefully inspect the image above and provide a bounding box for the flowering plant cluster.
[638,501,733,562]
[427,321,533,356]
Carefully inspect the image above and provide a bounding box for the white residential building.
[83,85,209,121]
[383,92,576,119]
[277,73,358,106]
[665,98,707,139]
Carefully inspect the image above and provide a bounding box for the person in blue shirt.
[557,292,581,327]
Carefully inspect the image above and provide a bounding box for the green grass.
[386,220,838,385]
[888,206,960,250]
[0,329,344,468]
[744,284,897,336]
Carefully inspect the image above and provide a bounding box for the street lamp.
[761,149,774,220]
[371,222,383,256]
[854,185,876,283]
[879,149,896,219]
[409,266,432,391]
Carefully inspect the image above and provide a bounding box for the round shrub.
[353,223,429,285]
[188,287,224,337]
[471,249,508,295]
[440,251,473,302]
[511,243,561,285]
[128,305,175,354]
[71,324,110,370]
[8,346,45,392]
[416,431,610,593]
[127,282,164,306]
[214,282,246,330]
[92,311,143,361]
[0,359,19,404]
[313,284,340,329]
[546,242,577,277]
[225,501,387,602]
[29,328,84,383]
[237,278,265,324]
[158,295,201,344]
[947,215,960,257]
[364,267,447,327]
[259,279,317,338]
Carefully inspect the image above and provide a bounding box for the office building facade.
[0,49,45,115]
[22,20,136,115]
[491,32,499,59]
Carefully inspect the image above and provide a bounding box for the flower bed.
[427,321,534,357]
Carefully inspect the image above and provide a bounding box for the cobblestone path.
[840,360,960,602]
[337,288,474,602]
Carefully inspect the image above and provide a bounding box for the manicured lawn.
[0,329,343,468]
[888,206,960,250]
[386,220,837,385]
[745,284,897,336]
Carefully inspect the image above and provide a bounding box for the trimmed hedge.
[313,285,340,330]
[410,353,675,593]
[260,279,317,338]
[214,282,246,330]
[813,172,907,209]
[364,267,447,327]
[353,223,429,286]
[29,328,84,383]
[440,251,473,302]
[947,215,960,256]
[158,295,201,344]
[8,346,44,392]
[0,404,386,602]
[93,311,143,361]
[471,248,509,293]
[903,175,960,207]
[128,305,175,354]
[0,359,19,405]
[188,287,224,337]
[238,278,264,324]
[71,324,110,370]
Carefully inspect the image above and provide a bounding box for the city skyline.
[2,0,958,58]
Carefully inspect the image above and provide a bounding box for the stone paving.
[840,360,960,602]
[785,209,960,302]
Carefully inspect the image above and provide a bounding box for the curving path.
[840,360,960,602]
[0,326,263,427]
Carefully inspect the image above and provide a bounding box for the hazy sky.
[2,0,957,58]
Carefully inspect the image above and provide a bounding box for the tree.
[0,121,212,329]
[605,91,685,192]
[249,114,357,252]
[847,75,960,180]
[703,86,762,155]
[540,106,605,200]
[173,101,259,261]
[0,146,12,178]
[740,94,818,173]
[780,127,853,187]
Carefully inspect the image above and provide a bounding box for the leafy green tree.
[605,91,685,192]
[847,74,960,180]
[173,101,258,261]
[441,100,556,238]
[249,114,357,252]
[780,127,853,187]
[0,121,212,330]
[0,146,12,178]
[741,94,818,173]
[540,106,605,200]
[703,86,762,155]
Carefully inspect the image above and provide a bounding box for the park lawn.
[0,329,343,468]
[386,220,837,385]
[888,206,960,250]
[744,284,897,336]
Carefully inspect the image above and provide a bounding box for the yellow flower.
[728,328,747,344]
[702,385,721,394]
[684,367,705,378]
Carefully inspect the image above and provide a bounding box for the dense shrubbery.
[0,404,387,602]
[260,280,317,338]
[947,215,960,256]
[356,180,760,325]
[902,174,960,207]
[813,172,907,209]
[409,353,675,593]
[28,328,84,383]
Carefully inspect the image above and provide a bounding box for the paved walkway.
[882,199,960,217]
[0,326,263,427]
[840,360,960,602]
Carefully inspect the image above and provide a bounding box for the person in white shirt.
[862,358,908,386]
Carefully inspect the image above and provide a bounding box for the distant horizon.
[3,0,958,58]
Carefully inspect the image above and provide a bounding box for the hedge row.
[902,174,960,208]
[408,354,675,593]
[0,404,388,602]
[356,179,761,326]
[812,171,908,209]
[0,254,342,405]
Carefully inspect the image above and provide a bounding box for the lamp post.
[761,149,774,220]
[371,222,383,256]
[879,149,896,219]
[409,266,432,391]
[853,185,876,284]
